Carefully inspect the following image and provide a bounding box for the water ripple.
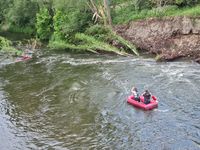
[0,54,200,149]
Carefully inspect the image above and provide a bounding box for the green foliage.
[134,0,152,10]
[48,40,99,53]
[75,33,129,55]
[49,33,128,55]
[5,0,38,27]
[85,24,111,41]
[111,31,139,56]
[0,36,11,49]
[50,24,139,56]
[175,5,200,16]
[52,0,87,10]
[52,9,92,41]
[0,46,22,56]
[0,0,13,24]
[0,36,21,55]
[1,0,200,57]
[7,25,35,35]
[85,25,139,55]
[113,4,200,24]
[36,8,52,41]
[52,10,69,40]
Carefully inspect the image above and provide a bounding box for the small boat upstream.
[15,56,32,62]
[127,95,158,110]
[15,49,33,62]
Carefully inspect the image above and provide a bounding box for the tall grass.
[85,25,139,55]
[110,31,139,56]
[49,25,139,56]
[113,5,200,24]
[49,33,128,56]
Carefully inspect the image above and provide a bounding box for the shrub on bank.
[0,36,21,55]
[0,36,11,49]
[49,25,139,56]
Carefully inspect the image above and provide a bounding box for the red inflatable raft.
[15,56,32,62]
[127,95,158,110]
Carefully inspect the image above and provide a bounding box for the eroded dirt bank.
[115,16,200,63]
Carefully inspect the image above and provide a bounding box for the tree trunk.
[103,0,112,27]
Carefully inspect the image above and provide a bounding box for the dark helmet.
[133,87,138,92]
[144,90,150,95]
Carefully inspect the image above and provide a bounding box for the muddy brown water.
[0,53,200,150]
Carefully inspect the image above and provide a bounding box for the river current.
[0,53,200,150]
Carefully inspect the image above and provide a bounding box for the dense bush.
[52,10,68,40]
[5,0,38,27]
[85,25,111,41]
[36,8,52,41]
[52,9,92,42]
[0,36,21,55]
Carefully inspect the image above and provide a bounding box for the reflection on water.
[0,53,200,150]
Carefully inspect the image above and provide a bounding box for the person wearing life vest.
[22,49,33,58]
[142,90,151,104]
[131,87,140,102]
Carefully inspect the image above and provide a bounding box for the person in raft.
[23,49,33,58]
[131,87,140,102]
[142,90,151,104]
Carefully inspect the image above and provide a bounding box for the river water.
[0,53,200,150]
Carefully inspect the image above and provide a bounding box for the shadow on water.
[0,52,200,149]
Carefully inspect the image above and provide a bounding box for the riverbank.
[1,17,200,64]
[115,16,200,63]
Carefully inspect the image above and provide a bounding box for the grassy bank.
[1,1,200,57]
[113,5,200,24]
[49,25,139,56]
